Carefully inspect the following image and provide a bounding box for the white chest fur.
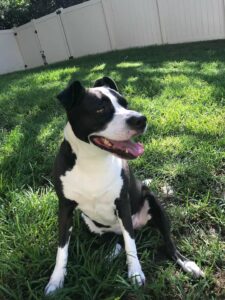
[60,123,123,226]
[61,157,123,225]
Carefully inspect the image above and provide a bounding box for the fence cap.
[56,8,63,15]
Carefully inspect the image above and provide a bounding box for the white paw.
[128,268,146,286]
[142,178,152,186]
[178,259,205,278]
[45,280,63,295]
[45,272,65,295]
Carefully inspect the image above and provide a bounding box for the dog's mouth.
[90,135,144,159]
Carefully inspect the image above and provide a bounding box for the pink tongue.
[113,140,144,157]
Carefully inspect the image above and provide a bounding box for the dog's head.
[57,77,147,159]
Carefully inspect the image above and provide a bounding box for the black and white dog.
[45,77,204,295]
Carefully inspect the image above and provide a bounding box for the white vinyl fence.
[1,0,225,75]
[0,30,24,74]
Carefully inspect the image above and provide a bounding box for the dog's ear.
[57,81,85,110]
[93,76,118,91]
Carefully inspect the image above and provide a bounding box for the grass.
[0,40,225,300]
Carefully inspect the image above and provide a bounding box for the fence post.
[222,0,225,38]
[101,0,116,50]
[156,0,167,44]
[13,27,26,69]
[57,8,73,59]
[32,19,48,65]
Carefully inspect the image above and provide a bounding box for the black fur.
[66,88,115,143]
[145,189,190,262]
[108,89,128,108]
[53,140,77,248]
[94,76,118,91]
[115,169,134,239]
[57,81,85,110]
[53,139,76,200]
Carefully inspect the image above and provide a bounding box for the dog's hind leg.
[45,198,76,295]
[142,186,204,278]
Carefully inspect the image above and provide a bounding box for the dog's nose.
[126,115,147,130]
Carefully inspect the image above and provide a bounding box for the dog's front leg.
[115,198,145,286]
[45,198,76,295]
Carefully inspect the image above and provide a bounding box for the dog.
[45,77,204,295]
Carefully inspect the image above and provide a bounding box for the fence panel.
[60,0,111,58]
[34,12,71,64]
[102,0,162,50]
[157,0,225,44]
[15,22,43,69]
[0,30,24,74]
[1,0,225,75]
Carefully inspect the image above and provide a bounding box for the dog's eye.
[96,107,105,113]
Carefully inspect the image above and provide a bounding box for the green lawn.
[0,40,225,300]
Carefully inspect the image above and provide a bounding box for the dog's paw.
[178,259,205,278]
[142,178,152,186]
[45,273,65,295]
[128,268,146,286]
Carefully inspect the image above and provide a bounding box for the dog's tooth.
[103,139,112,147]
[125,148,128,153]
